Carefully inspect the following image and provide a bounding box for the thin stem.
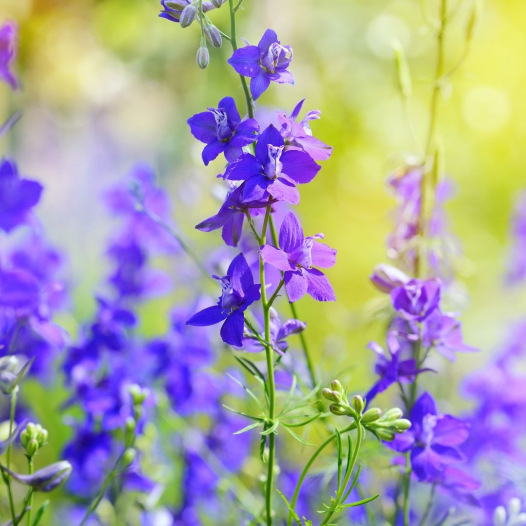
[228,0,254,118]
[403,452,412,526]
[320,423,364,526]
[419,483,437,526]
[287,423,356,526]
[5,389,18,525]
[26,458,33,526]
[267,278,284,308]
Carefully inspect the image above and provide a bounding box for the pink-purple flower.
[0,21,18,90]
[260,212,336,302]
[390,278,441,322]
[228,29,294,100]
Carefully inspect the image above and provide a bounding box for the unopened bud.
[204,24,222,48]
[26,439,39,458]
[180,5,197,28]
[393,418,412,432]
[374,428,396,441]
[0,371,17,395]
[352,395,364,415]
[164,0,188,8]
[0,356,18,373]
[125,417,136,434]
[329,403,347,416]
[330,380,343,393]
[211,0,224,7]
[122,448,136,467]
[128,384,147,406]
[196,46,209,69]
[5,461,72,492]
[362,407,382,424]
[392,40,412,99]
[370,264,409,293]
[36,428,48,446]
[382,408,404,422]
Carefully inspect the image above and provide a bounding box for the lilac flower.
[159,0,214,24]
[506,190,526,286]
[390,278,441,322]
[389,392,469,482]
[364,340,421,403]
[369,263,410,294]
[260,212,336,302]
[277,99,333,161]
[228,29,293,100]
[242,307,306,354]
[196,183,271,246]
[187,97,259,165]
[187,254,261,347]
[0,21,18,89]
[224,125,320,205]
[0,159,43,233]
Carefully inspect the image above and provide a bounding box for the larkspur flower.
[506,190,526,286]
[242,307,306,355]
[224,125,320,205]
[260,212,336,302]
[390,278,441,322]
[196,183,271,247]
[186,253,261,347]
[369,263,410,293]
[0,21,18,89]
[159,0,215,24]
[0,159,43,233]
[187,97,259,165]
[389,392,470,483]
[277,99,333,161]
[228,29,293,100]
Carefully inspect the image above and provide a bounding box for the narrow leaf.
[234,422,264,435]
[276,489,302,526]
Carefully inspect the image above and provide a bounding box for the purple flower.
[506,190,526,286]
[391,278,441,322]
[364,340,421,403]
[277,99,332,161]
[187,97,259,165]
[0,159,42,233]
[228,29,293,100]
[187,254,261,347]
[242,307,306,354]
[159,0,214,24]
[370,263,410,293]
[389,392,469,482]
[196,183,270,247]
[0,21,18,90]
[260,212,336,302]
[224,125,320,205]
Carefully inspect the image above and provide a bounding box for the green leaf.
[336,430,343,492]
[283,425,316,447]
[340,493,379,509]
[234,422,264,435]
[222,404,263,422]
[226,374,266,413]
[276,489,302,526]
[234,356,266,386]
[341,465,362,503]
[280,375,297,415]
[260,420,279,436]
[282,413,322,428]
[32,499,50,526]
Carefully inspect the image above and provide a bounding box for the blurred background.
[0,0,524,519]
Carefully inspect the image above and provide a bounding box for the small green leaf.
[340,493,379,508]
[283,426,316,447]
[226,374,266,412]
[233,422,264,435]
[222,405,263,422]
[32,499,50,526]
[275,489,302,526]
[261,420,279,436]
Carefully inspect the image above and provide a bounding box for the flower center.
[264,145,284,179]
[209,108,232,142]
[218,276,241,311]
[289,238,313,269]
[261,42,287,73]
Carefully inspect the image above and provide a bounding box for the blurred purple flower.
[261,212,336,302]
[370,263,410,293]
[391,278,441,322]
[506,190,526,286]
[228,29,293,100]
[0,21,18,89]
[159,0,214,24]
[187,97,259,165]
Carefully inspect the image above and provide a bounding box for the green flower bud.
[122,448,136,467]
[204,24,222,48]
[37,428,48,447]
[362,407,382,424]
[330,380,343,393]
[373,428,395,441]
[125,416,136,434]
[382,408,404,422]
[211,0,224,7]
[165,0,188,8]
[180,4,197,28]
[352,395,365,415]
[321,388,333,401]
[196,46,209,69]
[5,461,72,492]
[329,403,348,416]
[128,384,147,406]
[393,418,412,432]
[26,439,39,458]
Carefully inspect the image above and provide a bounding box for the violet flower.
[506,190,526,286]
[277,99,333,161]
[224,125,320,205]
[187,97,259,165]
[187,253,261,347]
[0,21,18,90]
[389,392,469,482]
[260,212,336,302]
[390,278,441,322]
[0,159,43,233]
[159,0,215,24]
[228,29,293,100]
[369,263,410,293]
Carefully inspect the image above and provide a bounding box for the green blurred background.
[0,0,525,481]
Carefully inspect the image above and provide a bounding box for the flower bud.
[373,428,395,441]
[211,0,224,7]
[125,416,136,434]
[128,384,147,406]
[329,403,347,416]
[180,5,197,28]
[164,0,188,8]
[370,264,409,294]
[122,448,136,467]
[330,380,343,393]
[26,439,39,458]
[321,388,333,401]
[361,407,382,424]
[0,370,17,395]
[196,46,209,69]
[204,24,222,48]
[0,356,18,373]
[37,428,48,446]
[352,395,364,415]
[5,460,72,492]
[393,418,412,432]
[382,408,404,422]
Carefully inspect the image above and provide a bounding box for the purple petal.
[187,111,217,144]
[311,242,337,268]
[229,118,259,147]
[202,140,226,165]
[220,310,245,347]
[430,444,465,464]
[279,212,304,253]
[274,69,294,85]
[276,319,306,340]
[196,208,236,232]
[290,99,305,120]
[305,268,336,302]
[281,150,320,184]
[218,96,240,125]
[284,270,308,303]
[260,245,294,271]
[267,178,300,205]
[411,392,437,424]
[258,29,278,52]
[228,253,254,293]
[222,212,244,247]
[250,71,271,101]
[228,46,261,77]
[411,446,442,481]
[255,125,284,163]
[432,415,469,447]
[224,154,261,181]
[240,176,270,203]
[388,431,415,453]
[294,136,333,161]
[187,305,227,326]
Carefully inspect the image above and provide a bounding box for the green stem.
[267,278,285,308]
[287,423,356,526]
[269,216,318,389]
[403,452,412,526]
[26,457,33,526]
[5,389,18,525]
[418,483,437,526]
[228,0,254,118]
[320,423,363,526]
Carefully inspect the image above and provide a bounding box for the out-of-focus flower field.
[0,0,526,524]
